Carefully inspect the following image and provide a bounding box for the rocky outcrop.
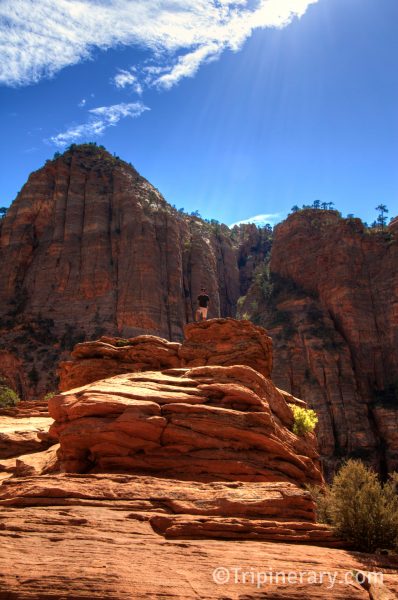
[0,399,57,480]
[58,335,181,391]
[0,145,240,398]
[180,318,273,376]
[59,318,273,391]
[240,210,398,475]
[49,365,321,484]
[1,473,398,598]
[0,415,53,460]
[0,473,330,540]
[1,319,398,598]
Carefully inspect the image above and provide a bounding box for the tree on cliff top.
[376,204,389,229]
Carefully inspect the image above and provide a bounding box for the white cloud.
[49,102,149,147]
[78,98,86,107]
[113,69,143,94]
[153,42,222,90]
[0,1,320,88]
[229,213,282,228]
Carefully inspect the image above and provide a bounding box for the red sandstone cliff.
[239,210,398,475]
[0,145,239,397]
[1,145,398,477]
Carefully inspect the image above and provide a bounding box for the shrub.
[289,404,318,435]
[0,381,20,408]
[326,460,398,552]
[236,295,246,310]
[305,484,333,524]
[44,391,56,401]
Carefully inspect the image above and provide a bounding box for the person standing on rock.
[195,288,210,321]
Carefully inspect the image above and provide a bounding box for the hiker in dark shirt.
[195,288,210,321]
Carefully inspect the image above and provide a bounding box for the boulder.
[50,365,321,485]
[58,318,273,391]
[180,317,273,377]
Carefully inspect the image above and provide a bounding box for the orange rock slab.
[0,474,398,599]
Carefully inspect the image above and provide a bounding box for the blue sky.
[0,0,397,227]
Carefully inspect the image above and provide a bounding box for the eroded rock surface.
[50,365,320,485]
[1,320,398,598]
[0,145,240,398]
[0,415,52,459]
[1,474,398,599]
[0,399,57,480]
[240,211,398,474]
[181,317,273,377]
[59,318,273,391]
[59,334,181,391]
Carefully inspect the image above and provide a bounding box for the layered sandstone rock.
[0,414,52,460]
[0,145,240,397]
[2,143,397,479]
[181,318,273,376]
[0,399,57,480]
[2,473,398,599]
[1,322,398,598]
[240,210,398,474]
[49,365,321,484]
[59,334,181,391]
[59,318,273,391]
[0,474,327,541]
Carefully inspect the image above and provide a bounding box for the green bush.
[236,295,246,310]
[289,404,318,435]
[0,381,20,408]
[326,461,398,552]
[305,484,333,524]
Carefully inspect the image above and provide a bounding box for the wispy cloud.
[0,1,319,88]
[49,102,149,147]
[113,68,143,95]
[78,98,86,108]
[229,213,283,228]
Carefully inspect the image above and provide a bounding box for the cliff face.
[1,146,397,477]
[0,146,240,397]
[240,210,398,474]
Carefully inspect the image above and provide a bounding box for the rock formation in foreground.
[58,318,273,391]
[52,319,317,483]
[1,319,398,598]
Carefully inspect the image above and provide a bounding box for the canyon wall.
[0,145,240,396]
[1,145,397,475]
[240,210,398,475]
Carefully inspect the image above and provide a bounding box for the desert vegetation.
[309,460,398,553]
[289,404,318,436]
[0,378,19,408]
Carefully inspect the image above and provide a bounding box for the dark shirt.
[198,294,210,308]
